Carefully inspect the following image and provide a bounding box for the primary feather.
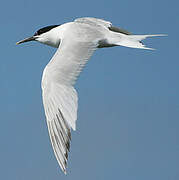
[41,22,99,173]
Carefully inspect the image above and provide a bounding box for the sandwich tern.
[17,17,166,174]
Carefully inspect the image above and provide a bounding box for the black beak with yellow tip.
[16,36,36,45]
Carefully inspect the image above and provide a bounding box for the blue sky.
[0,0,178,179]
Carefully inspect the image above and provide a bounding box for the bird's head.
[16,25,61,48]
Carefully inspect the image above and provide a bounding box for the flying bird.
[17,17,165,174]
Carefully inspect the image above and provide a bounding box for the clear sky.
[0,0,178,179]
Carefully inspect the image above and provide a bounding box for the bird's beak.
[16,36,36,45]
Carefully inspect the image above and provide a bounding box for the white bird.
[16,17,166,174]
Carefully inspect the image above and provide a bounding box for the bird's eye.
[34,32,38,36]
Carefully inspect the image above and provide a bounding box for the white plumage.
[17,17,166,174]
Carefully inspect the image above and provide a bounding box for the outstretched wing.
[75,17,132,35]
[42,31,98,173]
[75,17,112,28]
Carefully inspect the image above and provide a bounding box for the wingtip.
[61,164,67,175]
[64,170,67,175]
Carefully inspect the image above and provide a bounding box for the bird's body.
[17,17,166,174]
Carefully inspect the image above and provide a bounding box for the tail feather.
[116,40,155,50]
[128,34,167,41]
[114,34,167,50]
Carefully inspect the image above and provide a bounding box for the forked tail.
[114,34,167,50]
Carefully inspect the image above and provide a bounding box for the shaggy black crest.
[34,25,60,36]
